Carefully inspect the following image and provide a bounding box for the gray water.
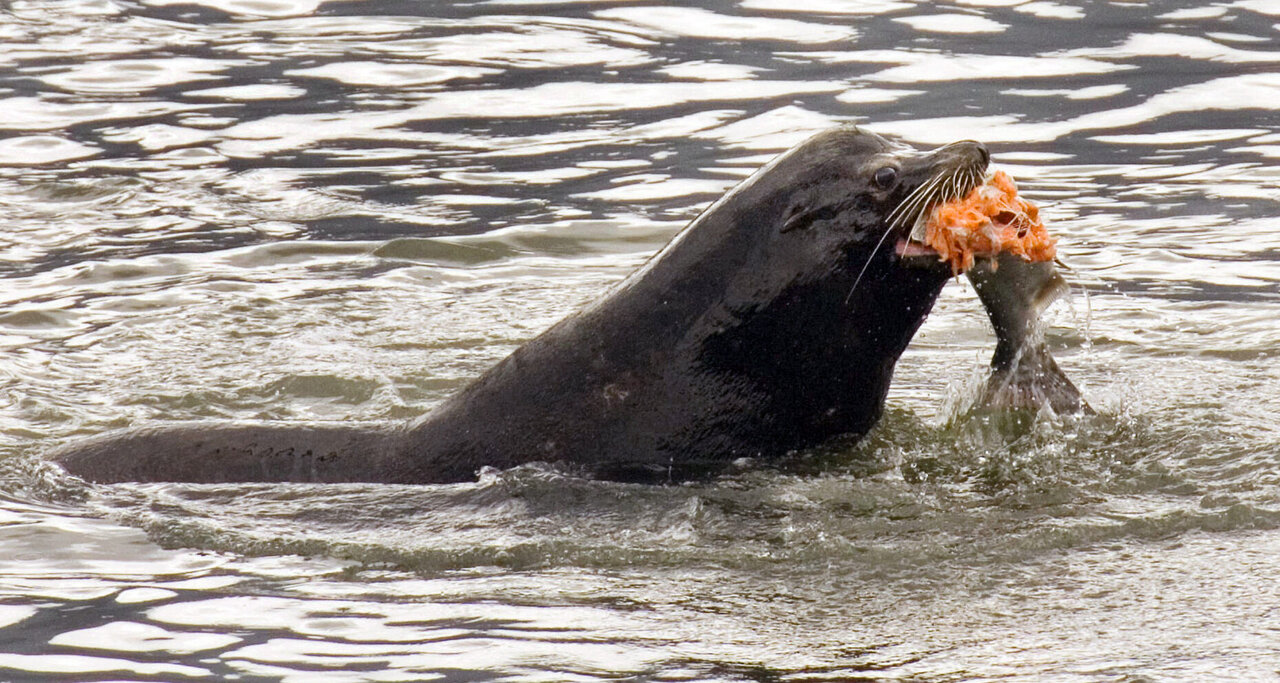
[1,0,1279,680]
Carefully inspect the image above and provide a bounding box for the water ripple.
[1,0,1279,680]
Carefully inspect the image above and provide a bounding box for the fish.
[965,253,1090,414]
[898,164,1088,415]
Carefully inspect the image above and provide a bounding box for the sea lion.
[52,125,991,484]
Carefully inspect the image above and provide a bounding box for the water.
[1,0,1279,680]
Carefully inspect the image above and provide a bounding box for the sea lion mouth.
[892,173,991,261]
[895,164,1057,276]
[893,237,939,259]
[887,143,990,264]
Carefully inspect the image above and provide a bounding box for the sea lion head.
[769,125,991,282]
[651,125,993,446]
[658,125,989,317]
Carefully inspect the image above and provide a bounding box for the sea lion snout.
[934,139,990,168]
[929,140,990,183]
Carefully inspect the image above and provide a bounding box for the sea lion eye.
[873,166,898,189]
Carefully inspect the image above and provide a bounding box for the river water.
[1,0,1279,680]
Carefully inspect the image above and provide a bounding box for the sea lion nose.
[975,142,991,166]
[956,140,990,167]
[937,140,990,169]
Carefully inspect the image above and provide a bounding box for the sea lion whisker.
[890,191,929,229]
[903,173,949,227]
[945,169,966,203]
[891,187,937,236]
[849,172,952,304]
[906,171,947,214]
[844,220,900,305]
[914,170,954,214]
[885,188,921,228]
[885,172,939,227]
[888,172,944,229]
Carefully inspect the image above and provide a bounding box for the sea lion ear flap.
[781,205,810,233]
[780,204,838,233]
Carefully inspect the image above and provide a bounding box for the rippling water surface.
[2,0,1279,680]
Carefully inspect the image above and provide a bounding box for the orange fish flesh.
[924,170,1056,274]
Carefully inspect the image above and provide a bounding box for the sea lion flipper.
[52,423,404,484]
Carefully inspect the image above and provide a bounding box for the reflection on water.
[1,0,1280,680]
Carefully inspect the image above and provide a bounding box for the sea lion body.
[53,126,990,484]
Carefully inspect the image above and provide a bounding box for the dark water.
[2,0,1280,680]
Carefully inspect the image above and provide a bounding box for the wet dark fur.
[52,126,989,484]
